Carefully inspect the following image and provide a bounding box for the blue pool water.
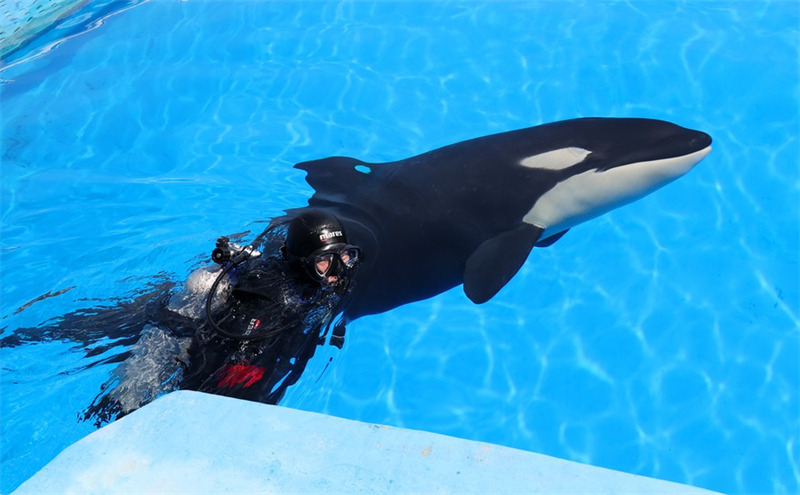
[1,1,798,493]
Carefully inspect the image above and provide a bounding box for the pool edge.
[11,390,725,494]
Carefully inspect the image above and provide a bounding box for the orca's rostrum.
[279,117,712,319]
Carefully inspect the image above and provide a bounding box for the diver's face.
[314,257,338,284]
[311,246,361,286]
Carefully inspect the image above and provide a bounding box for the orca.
[3,117,712,423]
[278,117,712,320]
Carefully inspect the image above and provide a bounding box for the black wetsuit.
[179,255,342,403]
[78,225,353,425]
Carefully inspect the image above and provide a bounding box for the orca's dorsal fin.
[295,156,392,206]
[463,223,543,304]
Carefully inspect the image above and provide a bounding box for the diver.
[82,210,362,424]
[179,209,362,402]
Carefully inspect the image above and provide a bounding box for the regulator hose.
[204,244,289,342]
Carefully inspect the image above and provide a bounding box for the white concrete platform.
[13,391,722,494]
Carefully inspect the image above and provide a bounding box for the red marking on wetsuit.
[217,363,265,388]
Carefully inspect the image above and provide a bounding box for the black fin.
[296,156,368,175]
[463,223,543,304]
[294,156,390,208]
[330,319,346,349]
[535,229,569,247]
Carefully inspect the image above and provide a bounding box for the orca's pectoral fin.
[463,223,543,304]
[535,228,569,247]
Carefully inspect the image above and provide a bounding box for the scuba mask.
[304,244,362,283]
[284,210,363,285]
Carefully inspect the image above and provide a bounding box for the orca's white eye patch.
[519,147,592,170]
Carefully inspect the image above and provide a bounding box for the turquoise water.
[0,0,82,58]
[1,1,798,494]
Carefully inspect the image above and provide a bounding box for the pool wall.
[11,391,724,494]
[0,0,83,59]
